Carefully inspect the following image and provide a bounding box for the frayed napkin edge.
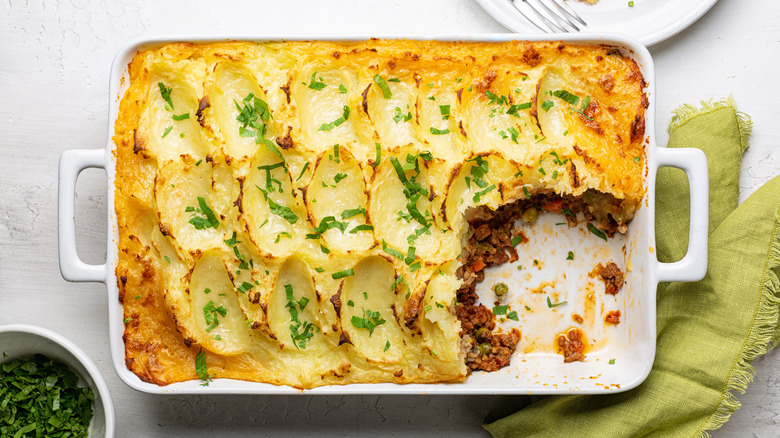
[696,204,780,437]
[668,96,753,154]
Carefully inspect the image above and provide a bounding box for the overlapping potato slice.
[535,70,579,149]
[150,226,195,344]
[293,64,357,152]
[459,71,542,163]
[417,262,462,362]
[221,230,275,332]
[155,160,223,262]
[210,62,278,163]
[241,148,306,258]
[364,72,418,149]
[305,145,374,253]
[189,250,253,355]
[369,152,459,264]
[140,66,209,162]
[415,83,465,164]
[266,256,325,351]
[339,256,403,363]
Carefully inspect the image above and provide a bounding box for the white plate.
[476,0,719,46]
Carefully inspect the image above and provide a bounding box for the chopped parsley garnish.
[319,106,350,131]
[373,74,392,99]
[339,84,347,94]
[429,127,449,135]
[348,224,374,234]
[389,153,433,228]
[235,93,276,152]
[485,90,509,106]
[393,106,412,123]
[186,196,219,230]
[369,143,381,169]
[384,340,391,351]
[541,100,554,112]
[257,187,298,224]
[634,157,641,163]
[158,82,174,110]
[314,267,325,273]
[341,207,366,219]
[332,269,355,279]
[320,244,330,254]
[492,305,508,315]
[382,240,405,260]
[507,126,519,143]
[391,274,410,296]
[523,186,531,199]
[285,284,319,349]
[123,318,132,324]
[525,305,531,310]
[195,347,212,385]
[274,231,292,243]
[307,216,348,239]
[204,288,211,294]
[161,125,173,138]
[439,104,450,120]
[172,113,190,121]
[203,300,227,331]
[306,72,327,90]
[237,281,254,293]
[351,308,386,336]
[330,144,341,163]
[296,162,310,181]
[550,151,568,166]
[507,102,532,117]
[510,234,524,247]
[388,78,401,83]
[552,170,559,179]
[551,89,580,106]
[164,255,171,263]
[333,173,348,185]
[507,311,519,321]
[609,358,616,364]
[472,184,496,203]
[580,96,592,112]
[567,251,574,260]
[588,223,608,241]
[547,297,568,308]
[347,300,355,307]
[257,162,287,193]
[538,167,546,176]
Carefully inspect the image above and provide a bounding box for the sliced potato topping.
[115,40,647,388]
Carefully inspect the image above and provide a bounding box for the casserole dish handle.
[58,149,108,283]
[655,147,709,282]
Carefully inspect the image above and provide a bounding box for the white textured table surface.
[1,1,779,436]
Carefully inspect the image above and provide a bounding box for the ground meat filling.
[605,310,621,325]
[557,328,587,363]
[600,262,625,295]
[454,192,622,371]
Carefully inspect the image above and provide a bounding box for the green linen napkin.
[484,98,780,437]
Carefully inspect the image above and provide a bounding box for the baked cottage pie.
[113,39,646,388]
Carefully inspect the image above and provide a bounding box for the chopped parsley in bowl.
[0,325,115,437]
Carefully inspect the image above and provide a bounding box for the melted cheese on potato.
[114,40,646,388]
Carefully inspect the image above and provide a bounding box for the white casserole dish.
[58,34,708,395]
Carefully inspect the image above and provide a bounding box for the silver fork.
[511,0,588,33]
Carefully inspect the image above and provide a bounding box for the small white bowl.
[0,324,115,438]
